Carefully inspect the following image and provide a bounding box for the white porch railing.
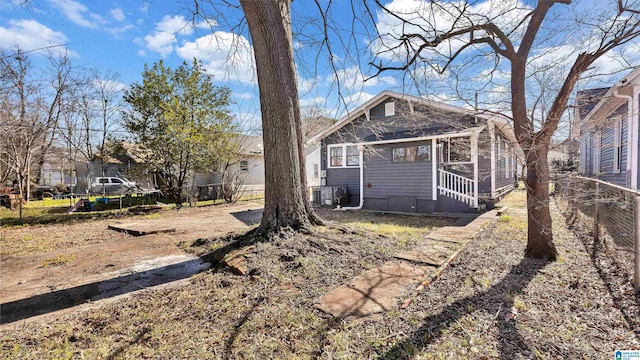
[438,169,477,207]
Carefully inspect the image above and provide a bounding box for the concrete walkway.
[317,209,499,318]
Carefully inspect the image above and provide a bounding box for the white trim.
[327,143,360,169]
[489,121,496,198]
[340,147,364,211]
[614,118,622,174]
[432,138,437,201]
[632,86,639,189]
[308,90,510,144]
[362,128,483,146]
[472,133,479,208]
[384,101,395,116]
[582,67,640,130]
[504,142,509,178]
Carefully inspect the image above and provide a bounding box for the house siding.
[318,92,517,212]
[362,142,434,212]
[324,167,360,205]
[580,103,628,187]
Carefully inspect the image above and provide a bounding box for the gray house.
[577,67,640,189]
[308,91,517,213]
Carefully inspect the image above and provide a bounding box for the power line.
[0,44,72,59]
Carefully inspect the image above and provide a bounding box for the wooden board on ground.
[108,223,176,236]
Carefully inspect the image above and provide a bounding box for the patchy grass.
[1,192,638,359]
[497,187,527,209]
[42,254,76,267]
[317,208,453,248]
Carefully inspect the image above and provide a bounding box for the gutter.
[339,147,364,211]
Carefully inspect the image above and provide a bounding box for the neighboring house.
[308,90,517,213]
[74,143,154,194]
[576,67,640,189]
[305,143,322,187]
[196,134,265,197]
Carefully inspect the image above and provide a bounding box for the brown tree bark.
[240,0,321,233]
[524,144,557,260]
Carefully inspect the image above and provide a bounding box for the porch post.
[472,133,479,208]
[432,138,437,201]
[489,120,496,198]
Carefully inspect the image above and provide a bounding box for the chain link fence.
[555,174,638,290]
[1,188,265,226]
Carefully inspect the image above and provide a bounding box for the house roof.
[236,135,263,155]
[576,87,609,121]
[579,67,640,130]
[308,90,516,145]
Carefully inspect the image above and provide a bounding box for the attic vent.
[385,101,395,116]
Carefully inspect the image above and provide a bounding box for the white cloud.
[342,91,375,105]
[110,8,125,22]
[139,3,149,14]
[329,66,382,92]
[142,15,208,57]
[300,96,326,107]
[235,92,254,100]
[156,14,194,35]
[47,0,106,29]
[106,24,134,37]
[143,31,176,57]
[0,19,75,57]
[176,32,256,84]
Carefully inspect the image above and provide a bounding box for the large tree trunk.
[241,0,320,232]
[524,145,557,260]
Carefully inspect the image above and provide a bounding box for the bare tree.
[366,0,640,260]
[0,48,73,200]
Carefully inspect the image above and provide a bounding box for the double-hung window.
[593,130,601,174]
[328,144,360,168]
[392,145,430,162]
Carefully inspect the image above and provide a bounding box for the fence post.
[594,182,599,242]
[634,196,640,291]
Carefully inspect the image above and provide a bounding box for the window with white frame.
[505,142,510,178]
[346,145,359,166]
[385,101,395,116]
[392,145,430,162]
[613,119,622,174]
[313,163,319,178]
[328,144,360,168]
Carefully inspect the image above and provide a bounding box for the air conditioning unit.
[310,185,349,206]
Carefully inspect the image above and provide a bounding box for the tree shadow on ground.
[557,200,640,340]
[377,258,550,359]
[0,258,209,325]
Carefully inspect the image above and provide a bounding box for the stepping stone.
[108,223,176,236]
[394,248,450,266]
[317,261,432,318]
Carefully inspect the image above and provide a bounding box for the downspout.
[633,86,639,189]
[613,87,634,187]
[340,146,364,210]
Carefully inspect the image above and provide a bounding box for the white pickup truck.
[90,177,137,194]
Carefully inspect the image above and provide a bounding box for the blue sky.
[2,0,639,138]
[0,0,398,134]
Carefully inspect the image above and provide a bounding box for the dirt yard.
[0,201,264,325]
